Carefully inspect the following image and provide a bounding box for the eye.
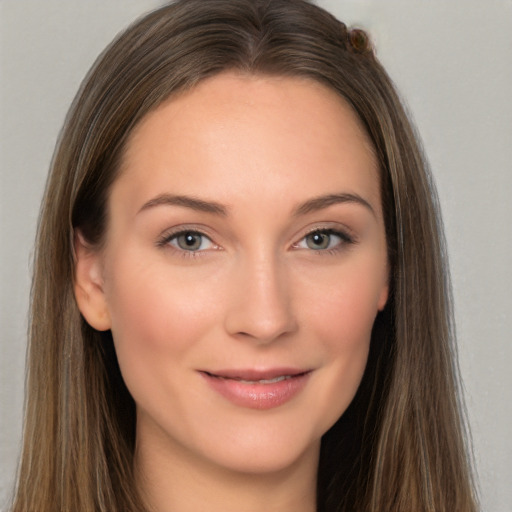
[166,230,214,252]
[295,228,353,251]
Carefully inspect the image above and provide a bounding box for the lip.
[199,368,312,410]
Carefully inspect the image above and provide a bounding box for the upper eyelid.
[293,228,354,248]
[159,224,214,239]
[157,227,215,248]
[156,222,357,248]
[302,226,349,237]
[297,224,357,242]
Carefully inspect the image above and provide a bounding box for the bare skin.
[74,72,388,512]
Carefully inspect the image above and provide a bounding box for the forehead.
[124,72,376,162]
[114,72,380,217]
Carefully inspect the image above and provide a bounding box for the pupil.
[179,232,201,250]
[308,232,329,250]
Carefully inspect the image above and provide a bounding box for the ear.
[73,230,111,331]
[377,283,389,312]
[377,262,390,312]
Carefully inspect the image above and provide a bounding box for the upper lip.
[201,368,311,380]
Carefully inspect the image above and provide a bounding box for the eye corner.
[156,227,220,257]
[292,226,357,254]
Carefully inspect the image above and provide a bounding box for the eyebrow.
[293,193,376,217]
[138,191,375,218]
[138,194,228,216]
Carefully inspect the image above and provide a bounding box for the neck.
[134,425,319,512]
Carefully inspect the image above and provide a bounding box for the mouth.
[199,368,312,409]
[201,367,310,382]
[230,375,296,384]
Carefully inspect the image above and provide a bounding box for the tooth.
[237,375,291,384]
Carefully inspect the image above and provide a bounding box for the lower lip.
[200,372,311,410]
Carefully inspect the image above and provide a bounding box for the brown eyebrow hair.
[293,193,376,217]
[138,194,228,216]
[138,192,375,218]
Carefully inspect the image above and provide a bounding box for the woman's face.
[75,73,389,475]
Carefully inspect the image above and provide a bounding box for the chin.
[207,438,321,477]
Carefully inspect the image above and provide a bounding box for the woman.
[11,0,478,510]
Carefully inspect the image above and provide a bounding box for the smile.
[199,369,312,410]
[230,375,294,384]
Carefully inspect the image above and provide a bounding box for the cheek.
[301,256,384,347]
[315,283,375,373]
[299,265,383,420]
[103,256,224,390]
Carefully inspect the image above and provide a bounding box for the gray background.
[1,1,511,510]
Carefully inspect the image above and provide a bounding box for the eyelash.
[293,228,356,255]
[157,229,216,259]
[157,226,356,259]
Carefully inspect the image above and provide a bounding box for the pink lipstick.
[199,368,311,410]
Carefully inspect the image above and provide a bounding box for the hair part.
[13,1,478,511]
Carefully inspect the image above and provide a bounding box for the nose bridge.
[224,248,297,343]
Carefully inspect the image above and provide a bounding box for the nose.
[223,254,298,344]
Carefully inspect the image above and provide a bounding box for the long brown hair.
[12,0,478,510]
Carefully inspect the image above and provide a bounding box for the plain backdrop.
[1,1,511,511]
